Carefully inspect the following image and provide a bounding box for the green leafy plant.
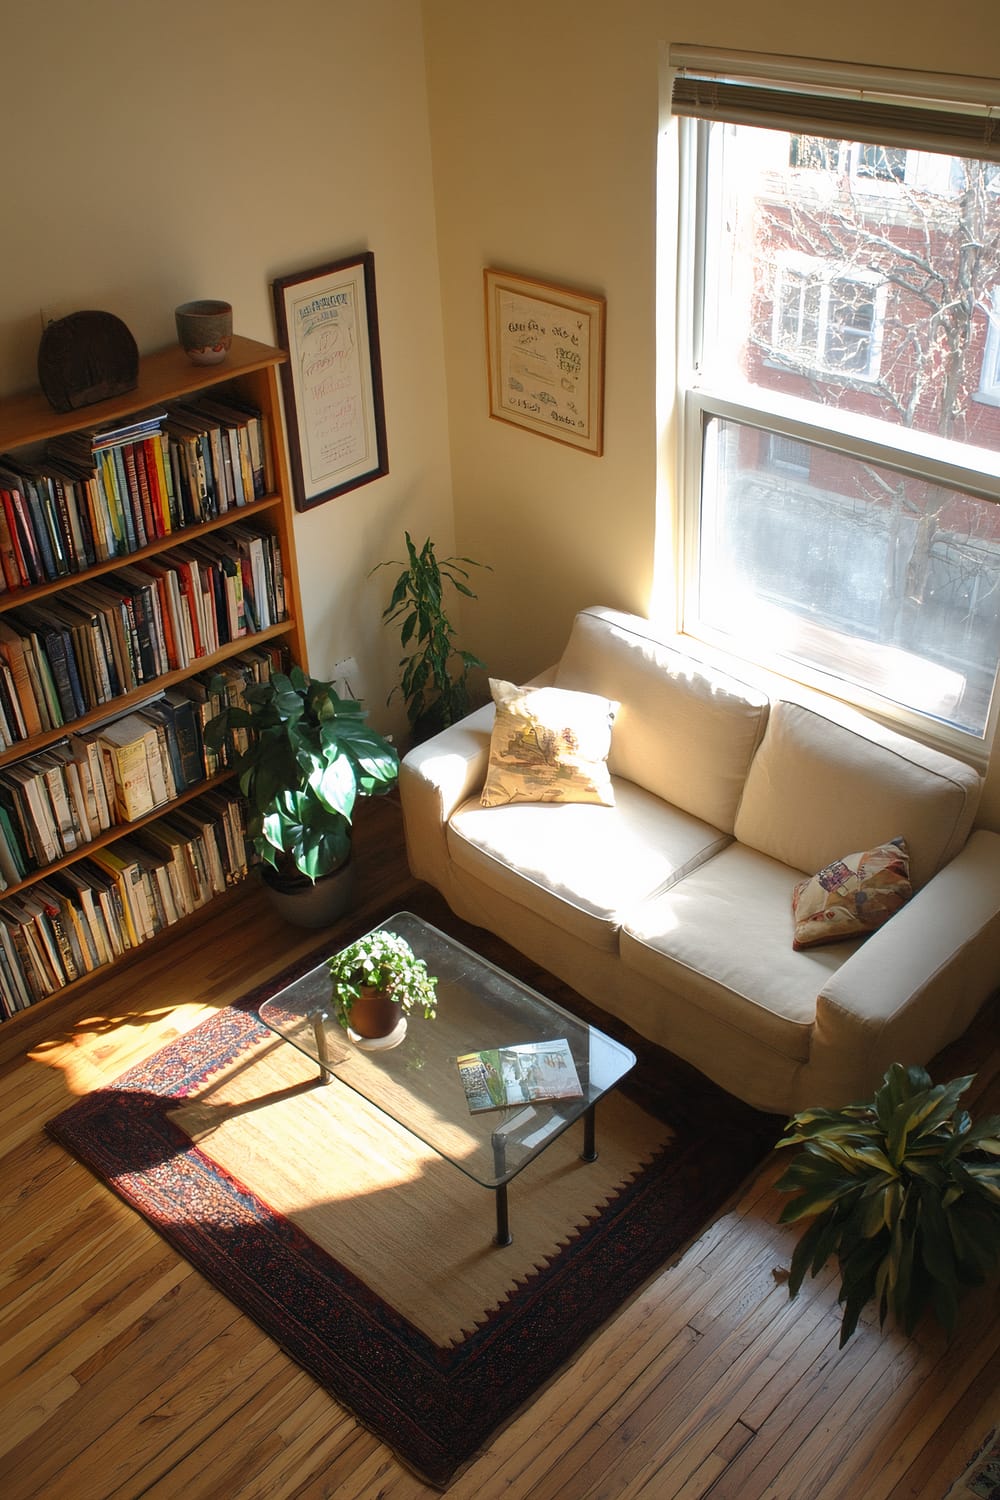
[371,531,490,741]
[203,666,398,882]
[327,928,438,1030]
[776,1064,1000,1346]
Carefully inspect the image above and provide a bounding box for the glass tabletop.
[258,911,636,1188]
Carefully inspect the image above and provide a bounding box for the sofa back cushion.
[734,700,982,890]
[553,606,770,833]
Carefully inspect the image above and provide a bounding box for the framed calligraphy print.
[484,268,605,455]
[271,252,389,510]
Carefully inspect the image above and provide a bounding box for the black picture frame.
[271,251,389,510]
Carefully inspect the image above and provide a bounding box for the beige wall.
[422,0,1000,826]
[5,0,1000,816]
[1,0,451,741]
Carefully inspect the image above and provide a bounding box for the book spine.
[143,438,170,536]
[158,432,180,531]
[99,736,154,824]
[51,477,80,574]
[23,478,58,581]
[40,627,79,723]
[41,763,78,854]
[109,447,136,553]
[0,495,23,589]
[8,486,44,584]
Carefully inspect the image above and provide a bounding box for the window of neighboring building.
[669,52,1000,751]
[855,143,907,181]
[772,255,885,380]
[789,135,840,171]
[766,433,812,475]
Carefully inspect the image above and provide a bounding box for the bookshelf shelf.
[0,336,307,1021]
[0,619,296,768]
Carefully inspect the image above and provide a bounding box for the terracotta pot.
[347,985,403,1039]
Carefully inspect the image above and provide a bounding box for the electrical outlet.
[331,656,361,698]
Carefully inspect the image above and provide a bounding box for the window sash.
[682,393,1000,747]
[671,81,1000,755]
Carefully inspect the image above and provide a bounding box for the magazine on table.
[456,1037,584,1113]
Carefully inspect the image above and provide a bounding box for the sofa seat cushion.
[448,778,730,953]
[553,606,770,834]
[734,700,982,892]
[621,842,865,1063]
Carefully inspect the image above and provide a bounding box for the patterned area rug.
[948,1429,1000,1500]
[46,939,779,1488]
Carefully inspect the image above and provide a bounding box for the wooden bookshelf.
[0,335,307,1022]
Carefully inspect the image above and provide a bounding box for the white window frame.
[666,63,1000,764]
[978,287,1000,404]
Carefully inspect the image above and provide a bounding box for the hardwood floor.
[2,796,998,1499]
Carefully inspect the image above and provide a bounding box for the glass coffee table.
[258,911,636,1246]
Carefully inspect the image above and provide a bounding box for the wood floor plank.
[1,796,997,1499]
[901,1347,1000,1500]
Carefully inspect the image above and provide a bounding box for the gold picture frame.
[484,268,605,455]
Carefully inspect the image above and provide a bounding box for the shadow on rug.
[46,918,781,1488]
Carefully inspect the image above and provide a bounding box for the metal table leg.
[311,1016,335,1083]
[581,1103,598,1162]
[494,1183,512,1247]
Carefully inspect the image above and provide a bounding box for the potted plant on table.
[370,531,490,745]
[328,927,438,1042]
[203,665,399,928]
[775,1063,1000,1347]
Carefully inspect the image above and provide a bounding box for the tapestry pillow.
[791,837,912,951]
[480,679,619,808]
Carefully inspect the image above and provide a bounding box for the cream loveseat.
[399,606,1000,1114]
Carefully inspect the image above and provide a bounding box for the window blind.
[669,45,1000,162]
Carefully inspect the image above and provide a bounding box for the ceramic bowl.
[174,299,233,365]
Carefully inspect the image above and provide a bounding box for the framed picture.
[271,252,389,510]
[484,268,605,455]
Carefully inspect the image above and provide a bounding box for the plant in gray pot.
[327,927,438,1045]
[203,665,398,928]
[775,1063,1000,1346]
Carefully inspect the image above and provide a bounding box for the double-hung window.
[668,48,1000,755]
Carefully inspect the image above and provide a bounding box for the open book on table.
[456,1038,584,1114]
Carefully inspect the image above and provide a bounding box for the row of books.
[0,786,249,1016]
[0,524,286,749]
[0,394,270,591]
[0,646,283,889]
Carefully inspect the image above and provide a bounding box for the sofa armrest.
[398,703,496,885]
[811,828,1000,1099]
[397,665,558,887]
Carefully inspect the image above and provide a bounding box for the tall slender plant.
[372,531,490,741]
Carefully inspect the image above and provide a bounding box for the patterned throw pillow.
[791,837,912,950]
[481,679,619,807]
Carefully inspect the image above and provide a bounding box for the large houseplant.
[371,531,490,743]
[775,1063,1000,1346]
[203,666,398,925]
[327,927,438,1040]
